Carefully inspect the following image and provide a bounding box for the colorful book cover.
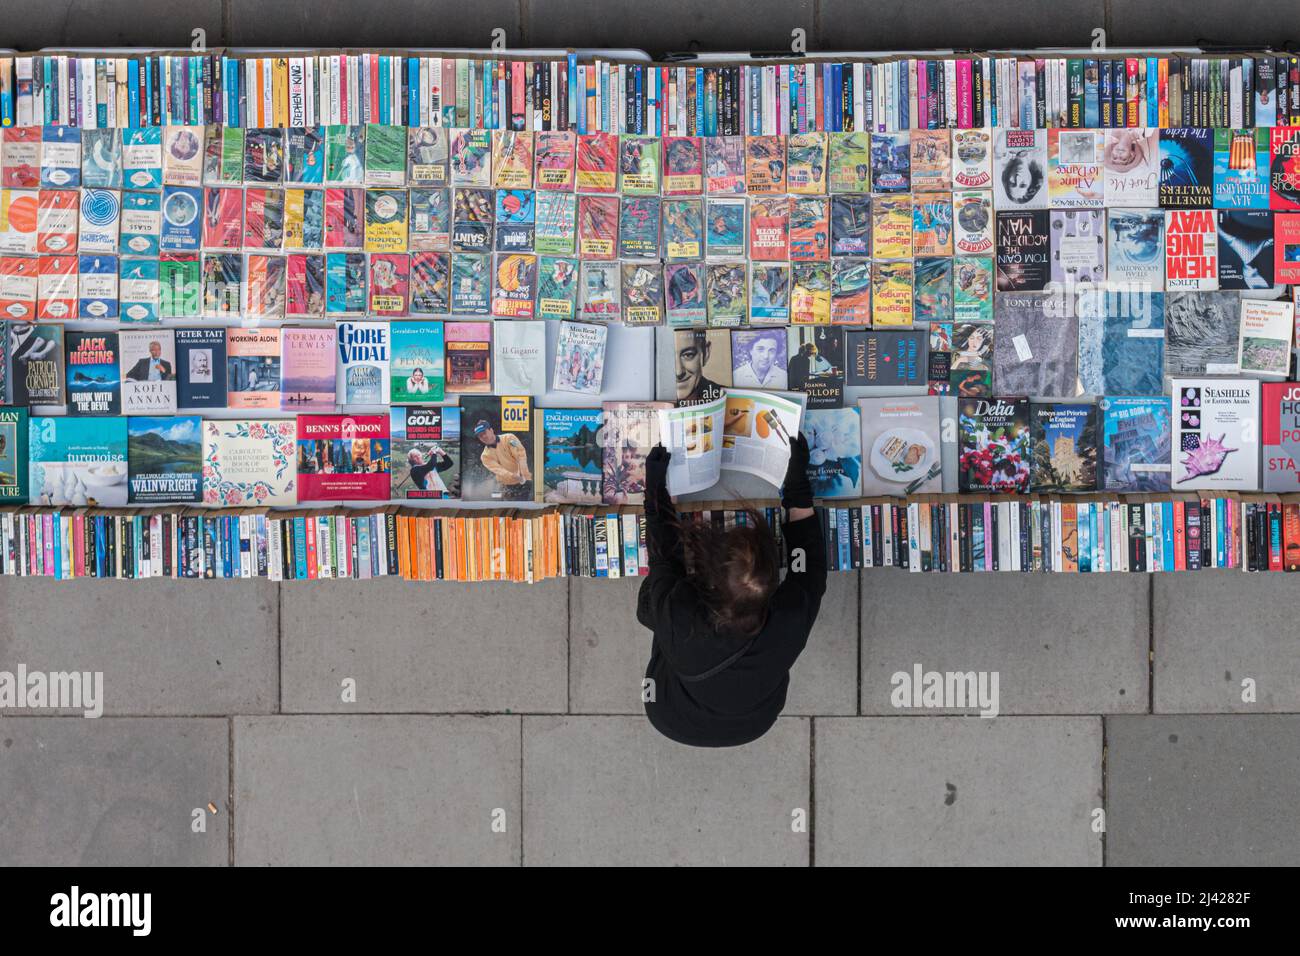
[828,132,872,193]
[40,126,81,189]
[0,189,39,254]
[954,256,994,322]
[704,136,746,194]
[495,188,535,253]
[534,131,576,192]
[846,329,926,387]
[1269,126,1300,211]
[1274,212,1300,285]
[324,252,367,315]
[444,320,492,393]
[910,130,952,192]
[791,262,831,326]
[1165,209,1219,290]
[158,186,201,253]
[538,407,603,505]
[870,131,911,194]
[284,188,325,250]
[296,413,391,502]
[325,125,367,185]
[363,124,407,187]
[1029,401,1099,492]
[1100,396,1172,492]
[365,253,407,316]
[1213,128,1270,209]
[600,400,667,505]
[391,405,459,500]
[704,197,745,258]
[459,395,535,502]
[993,129,1047,210]
[158,253,201,319]
[858,396,942,496]
[748,196,790,261]
[175,327,227,409]
[621,262,664,326]
[871,195,912,260]
[201,418,297,507]
[1237,298,1294,378]
[1217,210,1274,289]
[1158,128,1213,208]
[663,136,704,195]
[577,194,618,260]
[663,199,704,259]
[120,190,161,256]
[1076,286,1164,396]
[226,327,282,410]
[830,258,871,326]
[64,330,120,416]
[575,133,618,193]
[913,257,953,323]
[1107,208,1164,288]
[8,321,64,405]
[1047,129,1104,208]
[80,187,122,254]
[127,415,203,504]
[992,290,1078,396]
[536,255,579,320]
[730,327,788,389]
[285,253,326,317]
[745,135,787,194]
[1050,209,1105,285]
[202,186,243,249]
[1262,382,1300,492]
[491,252,538,319]
[871,261,914,327]
[619,196,661,259]
[928,322,954,395]
[408,187,451,252]
[449,252,490,314]
[37,188,77,254]
[995,210,1051,292]
[389,320,445,403]
[286,126,325,184]
[804,406,862,498]
[787,132,827,194]
[787,197,829,262]
[553,321,607,395]
[618,136,661,195]
[279,326,337,410]
[364,188,408,253]
[666,261,707,325]
[0,406,28,502]
[958,397,1031,494]
[953,190,994,256]
[1171,378,1260,490]
[535,191,577,257]
[671,329,730,406]
[28,414,128,506]
[335,321,390,404]
[83,129,124,189]
[245,254,286,318]
[1103,130,1159,207]
[324,186,364,248]
[707,262,747,327]
[951,128,993,190]
[913,194,953,257]
[830,194,871,257]
[119,328,176,415]
[244,128,285,184]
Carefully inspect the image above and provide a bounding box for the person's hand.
[644,445,672,516]
[781,432,814,511]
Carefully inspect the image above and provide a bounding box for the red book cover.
[1173,500,1186,571]
[1284,502,1300,571]
[1269,126,1300,210]
[296,414,392,502]
[203,187,244,249]
[1275,213,1300,284]
[305,515,318,579]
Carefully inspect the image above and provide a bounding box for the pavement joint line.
[808,718,816,868]
[8,710,1299,719]
[228,717,236,867]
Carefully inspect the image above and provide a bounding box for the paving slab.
[0,717,229,866]
[815,716,1103,866]
[523,715,809,865]
[0,578,278,716]
[1105,715,1300,866]
[569,573,857,716]
[228,0,522,48]
[234,715,520,866]
[525,0,813,55]
[1153,570,1300,713]
[280,577,567,714]
[4,1,225,49]
[817,0,1106,51]
[861,572,1148,716]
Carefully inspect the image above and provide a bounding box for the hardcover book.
[279,326,337,410]
[0,406,28,502]
[460,395,535,502]
[858,396,942,496]
[1216,209,1274,289]
[391,405,459,499]
[1100,396,1172,492]
[1171,378,1260,490]
[1262,381,1300,492]
[174,328,227,409]
[958,397,1031,494]
[1029,401,1099,492]
[553,321,607,395]
[389,320,445,403]
[1075,286,1164,396]
[296,413,391,502]
[1164,209,1219,290]
[995,210,1051,291]
[992,291,1078,396]
[335,320,391,404]
[804,406,863,499]
[1164,292,1241,380]
[537,407,603,504]
[1158,128,1213,208]
[28,414,128,506]
[127,415,203,504]
[492,320,547,396]
[202,419,298,507]
[226,327,282,410]
[64,330,120,415]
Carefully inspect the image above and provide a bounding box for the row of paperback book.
[1,494,1294,582]
[8,53,1300,133]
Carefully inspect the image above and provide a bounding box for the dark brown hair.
[670,507,781,639]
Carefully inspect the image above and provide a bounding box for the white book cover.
[552,320,607,395]
[1171,378,1261,490]
[492,320,547,396]
[335,320,391,404]
[119,328,177,414]
[1237,299,1294,379]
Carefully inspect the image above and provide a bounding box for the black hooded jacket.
[638,508,826,748]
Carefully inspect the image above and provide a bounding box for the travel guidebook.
[127,415,203,504]
[537,407,603,505]
[279,326,337,411]
[296,414,392,501]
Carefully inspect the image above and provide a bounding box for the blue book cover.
[159,186,201,251]
[1162,501,1176,571]
[1100,396,1172,492]
[1076,287,1165,396]
[1083,60,1100,128]
[29,416,129,507]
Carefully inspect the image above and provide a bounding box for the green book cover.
[364,123,407,186]
[0,407,29,503]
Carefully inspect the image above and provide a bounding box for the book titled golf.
[391,405,459,500]
[460,395,536,502]
[552,321,607,395]
[28,414,128,506]
[389,320,445,403]
[127,415,203,504]
[1237,298,1295,379]
[335,320,391,404]
[1171,378,1260,491]
[296,413,391,502]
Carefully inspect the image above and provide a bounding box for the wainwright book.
[202,419,298,507]
[119,329,177,415]
[1029,401,1099,492]
[1262,381,1300,492]
[391,405,459,500]
[1171,378,1260,491]
[174,328,227,409]
[858,396,942,496]
[64,330,121,416]
[537,407,603,505]
[296,413,392,502]
[28,415,128,506]
[957,397,1031,494]
[1100,396,1172,492]
[127,415,203,504]
[225,327,282,410]
[279,326,337,411]
[335,321,391,405]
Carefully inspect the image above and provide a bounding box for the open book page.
[722,388,805,488]
[657,395,726,496]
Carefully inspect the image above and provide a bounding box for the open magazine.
[658,388,804,495]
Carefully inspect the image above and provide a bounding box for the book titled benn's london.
[295,414,391,502]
